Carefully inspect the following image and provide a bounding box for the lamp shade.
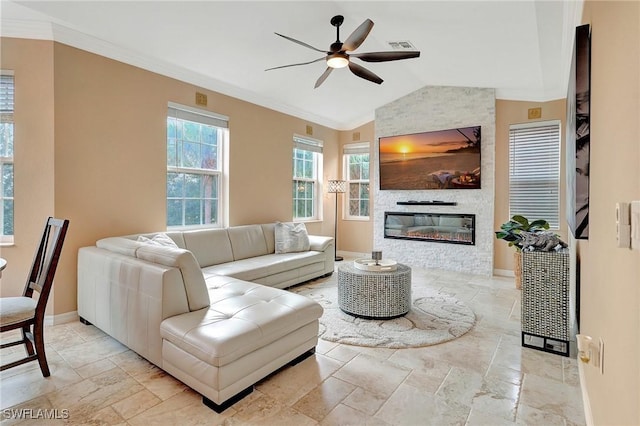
[327,179,346,193]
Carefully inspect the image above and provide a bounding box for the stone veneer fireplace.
[373,86,496,276]
[384,212,476,245]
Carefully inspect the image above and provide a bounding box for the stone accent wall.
[373,86,495,276]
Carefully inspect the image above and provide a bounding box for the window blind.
[294,136,323,153]
[167,102,228,128]
[0,74,14,123]
[343,142,369,155]
[509,121,561,229]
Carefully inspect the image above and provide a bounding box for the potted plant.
[495,215,550,288]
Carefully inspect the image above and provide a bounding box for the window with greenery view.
[293,136,323,220]
[509,121,561,229]
[0,73,14,242]
[344,143,370,219]
[167,104,228,228]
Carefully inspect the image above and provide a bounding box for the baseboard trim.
[45,310,79,326]
[337,251,369,260]
[493,268,515,277]
[578,361,594,426]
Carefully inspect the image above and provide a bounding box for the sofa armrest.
[78,246,190,366]
[136,245,210,312]
[96,236,145,256]
[308,235,333,252]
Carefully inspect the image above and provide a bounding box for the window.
[293,136,323,220]
[509,121,561,229]
[0,73,14,243]
[344,143,370,219]
[166,103,228,228]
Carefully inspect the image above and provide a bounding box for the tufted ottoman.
[160,275,323,412]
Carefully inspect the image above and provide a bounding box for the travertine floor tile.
[376,383,471,426]
[292,376,356,421]
[257,353,343,406]
[110,389,161,420]
[0,264,586,425]
[333,354,410,398]
[321,403,389,426]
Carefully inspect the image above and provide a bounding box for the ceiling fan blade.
[265,56,326,71]
[348,61,383,85]
[274,32,327,53]
[342,19,374,52]
[351,51,421,62]
[314,67,334,88]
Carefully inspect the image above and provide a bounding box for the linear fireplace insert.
[384,212,475,245]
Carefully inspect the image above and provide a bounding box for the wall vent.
[387,41,417,50]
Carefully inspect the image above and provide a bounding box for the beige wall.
[0,39,55,307]
[1,39,339,316]
[337,121,375,255]
[579,2,640,424]
[494,99,568,272]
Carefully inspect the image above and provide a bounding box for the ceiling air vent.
[387,41,417,50]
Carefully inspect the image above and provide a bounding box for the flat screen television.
[378,125,481,190]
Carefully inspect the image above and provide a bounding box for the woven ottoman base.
[337,263,412,319]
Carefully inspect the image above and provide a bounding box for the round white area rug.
[292,282,476,349]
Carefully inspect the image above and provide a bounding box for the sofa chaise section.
[77,223,331,411]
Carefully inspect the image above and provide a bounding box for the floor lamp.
[328,179,346,261]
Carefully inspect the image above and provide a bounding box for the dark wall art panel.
[567,24,591,239]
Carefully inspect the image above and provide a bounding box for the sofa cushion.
[135,245,210,312]
[201,251,325,282]
[227,225,269,260]
[183,228,234,268]
[275,222,310,254]
[260,223,276,253]
[160,279,323,367]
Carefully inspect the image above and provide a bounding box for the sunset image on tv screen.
[378,125,481,190]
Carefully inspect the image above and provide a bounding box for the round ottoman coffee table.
[337,262,412,319]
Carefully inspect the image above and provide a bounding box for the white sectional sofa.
[77,223,333,412]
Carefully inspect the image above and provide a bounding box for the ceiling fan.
[266,15,420,88]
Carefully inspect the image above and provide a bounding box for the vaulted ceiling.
[1,1,582,130]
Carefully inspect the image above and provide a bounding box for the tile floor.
[0,264,585,425]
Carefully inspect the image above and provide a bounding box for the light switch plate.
[631,201,640,250]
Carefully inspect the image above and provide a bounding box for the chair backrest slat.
[23,218,69,316]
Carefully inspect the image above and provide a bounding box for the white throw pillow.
[275,222,310,254]
[137,233,178,248]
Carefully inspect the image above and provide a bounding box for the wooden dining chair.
[0,217,69,377]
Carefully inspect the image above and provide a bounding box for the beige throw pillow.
[275,222,310,254]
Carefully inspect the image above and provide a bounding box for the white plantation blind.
[0,73,14,122]
[294,135,323,153]
[343,142,369,155]
[509,121,561,229]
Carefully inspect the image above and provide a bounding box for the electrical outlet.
[599,338,604,374]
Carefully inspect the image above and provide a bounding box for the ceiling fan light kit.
[266,15,420,88]
[327,53,349,69]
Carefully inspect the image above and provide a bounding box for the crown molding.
[495,86,568,103]
[0,19,53,40]
[2,18,346,130]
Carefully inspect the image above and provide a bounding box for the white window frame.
[166,102,228,230]
[293,135,323,221]
[0,71,14,245]
[509,120,561,229]
[343,142,370,220]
